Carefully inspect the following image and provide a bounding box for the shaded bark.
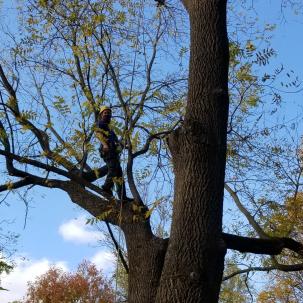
[223,233,303,256]
[155,1,229,302]
[123,222,168,303]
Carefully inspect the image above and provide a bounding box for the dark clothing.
[97,121,120,160]
[102,157,124,198]
[97,120,127,199]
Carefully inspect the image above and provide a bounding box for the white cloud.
[58,216,104,245]
[91,250,116,275]
[0,257,67,303]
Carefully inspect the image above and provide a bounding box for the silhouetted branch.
[223,232,303,256]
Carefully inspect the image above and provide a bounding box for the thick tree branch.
[132,134,163,159]
[223,232,303,256]
[0,178,32,192]
[0,175,126,228]
[126,151,143,205]
[0,65,16,98]
[0,149,107,198]
[60,181,138,227]
[0,149,71,178]
[0,93,15,154]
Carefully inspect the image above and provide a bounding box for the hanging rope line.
[105,221,129,273]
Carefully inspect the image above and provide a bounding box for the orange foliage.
[257,275,303,303]
[24,260,115,303]
[266,193,303,238]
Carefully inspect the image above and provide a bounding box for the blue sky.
[0,187,116,302]
[0,1,303,302]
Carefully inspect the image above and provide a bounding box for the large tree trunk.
[89,1,229,302]
[154,1,229,302]
[123,222,168,303]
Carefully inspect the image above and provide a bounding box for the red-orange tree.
[23,261,115,303]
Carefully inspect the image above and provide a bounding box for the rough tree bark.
[1,1,302,303]
[111,0,230,301]
[120,0,230,302]
[154,1,229,302]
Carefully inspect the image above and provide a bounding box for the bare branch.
[71,31,96,109]
[223,263,303,281]
[0,64,75,170]
[0,64,16,98]
[0,149,70,178]
[133,120,182,158]
[93,30,126,111]
[33,76,65,145]
[131,18,164,128]
[225,183,269,238]
[105,221,129,274]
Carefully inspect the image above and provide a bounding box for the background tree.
[0,222,17,292]
[0,260,12,292]
[258,272,303,303]
[219,263,253,303]
[257,192,303,302]
[16,260,115,303]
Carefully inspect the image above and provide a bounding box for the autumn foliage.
[23,260,115,303]
[258,274,303,303]
[257,194,303,303]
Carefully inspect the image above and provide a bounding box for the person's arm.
[113,131,123,153]
[95,122,110,152]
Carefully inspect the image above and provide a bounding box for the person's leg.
[102,158,116,195]
[102,156,132,201]
[112,160,132,201]
[114,161,125,198]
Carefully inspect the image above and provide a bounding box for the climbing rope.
[113,141,128,302]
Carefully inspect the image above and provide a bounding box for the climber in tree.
[96,106,132,202]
